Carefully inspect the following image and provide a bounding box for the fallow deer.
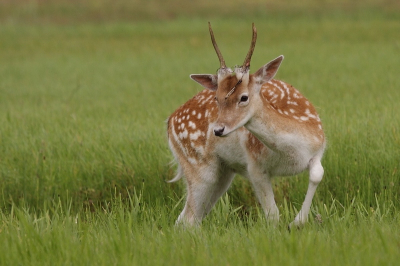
[167,23,325,227]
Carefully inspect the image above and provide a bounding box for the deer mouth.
[213,125,237,137]
[213,126,225,137]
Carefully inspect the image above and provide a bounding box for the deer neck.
[244,94,295,151]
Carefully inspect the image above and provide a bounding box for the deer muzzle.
[213,126,225,137]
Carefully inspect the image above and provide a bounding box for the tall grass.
[1,190,399,265]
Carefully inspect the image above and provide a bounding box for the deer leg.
[290,157,324,228]
[176,165,235,226]
[247,165,279,223]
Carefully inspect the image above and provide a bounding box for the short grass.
[0,1,400,265]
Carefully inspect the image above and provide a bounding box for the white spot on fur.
[305,108,317,119]
[278,88,285,99]
[179,129,188,139]
[308,113,317,119]
[170,122,188,157]
[192,110,196,115]
[188,157,197,164]
[197,95,204,102]
[188,121,196,129]
[279,80,290,94]
[205,95,213,102]
[268,80,280,91]
[190,141,205,155]
[190,130,202,140]
[197,113,202,119]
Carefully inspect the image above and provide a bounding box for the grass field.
[1,1,400,265]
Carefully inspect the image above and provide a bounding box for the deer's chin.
[216,131,230,137]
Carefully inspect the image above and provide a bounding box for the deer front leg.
[176,166,235,226]
[290,157,324,228]
[247,165,279,223]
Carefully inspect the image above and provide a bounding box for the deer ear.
[254,55,284,84]
[190,74,218,91]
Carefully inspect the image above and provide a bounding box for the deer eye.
[240,95,249,102]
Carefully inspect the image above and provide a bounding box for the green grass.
[1,1,400,265]
[1,193,400,265]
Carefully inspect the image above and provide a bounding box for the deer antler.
[242,23,257,71]
[208,22,227,70]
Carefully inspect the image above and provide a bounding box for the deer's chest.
[243,131,313,176]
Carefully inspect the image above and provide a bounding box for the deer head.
[190,23,284,136]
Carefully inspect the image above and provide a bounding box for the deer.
[167,23,325,228]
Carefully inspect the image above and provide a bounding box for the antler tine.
[208,22,227,70]
[242,23,257,70]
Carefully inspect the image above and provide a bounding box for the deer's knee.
[309,160,324,185]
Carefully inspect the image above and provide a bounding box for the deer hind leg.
[176,164,235,226]
[247,163,279,223]
[290,156,324,228]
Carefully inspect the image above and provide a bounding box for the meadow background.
[1,0,400,265]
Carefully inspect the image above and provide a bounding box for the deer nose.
[214,126,225,137]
